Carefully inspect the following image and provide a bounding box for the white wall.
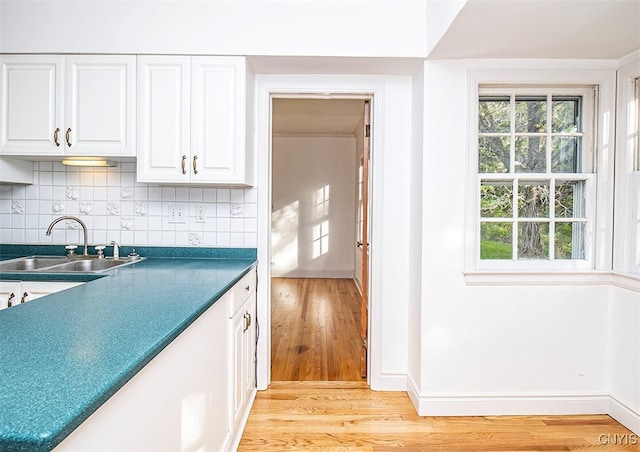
[271,136,356,278]
[0,0,427,57]
[410,59,615,418]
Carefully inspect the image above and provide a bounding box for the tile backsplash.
[0,162,258,249]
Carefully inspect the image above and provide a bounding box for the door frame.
[255,75,389,390]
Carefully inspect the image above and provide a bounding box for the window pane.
[518,222,549,259]
[479,136,510,173]
[555,180,586,218]
[515,136,546,172]
[518,181,550,217]
[479,98,510,133]
[481,222,512,259]
[481,182,513,217]
[515,97,547,133]
[552,98,580,133]
[555,222,585,259]
[552,136,579,172]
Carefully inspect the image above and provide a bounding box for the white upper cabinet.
[137,56,253,185]
[0,56,63,154]
[0,55,136,157]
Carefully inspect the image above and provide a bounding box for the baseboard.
[271,269,354,279]
[371,372,407,391]
[609,395,640,435]
[409,391,610,417]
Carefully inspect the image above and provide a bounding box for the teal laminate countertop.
[0,246,257,451]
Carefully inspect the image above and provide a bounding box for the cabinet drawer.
[230,268,256,316]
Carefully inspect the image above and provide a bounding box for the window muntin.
[478,88,594,268]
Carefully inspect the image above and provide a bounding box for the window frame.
[476,86,596,271]
[464,66,617,282]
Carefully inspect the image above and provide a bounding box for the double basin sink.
[0,256,143,274]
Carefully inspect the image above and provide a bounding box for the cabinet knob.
[181,155,187,175]
[192,155,198,175]
[53,128,61,147]
[65,128,72,147]
[245,285,250,292]
[7,292,15,308]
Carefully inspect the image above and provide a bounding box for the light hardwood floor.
[239,381,638,451]
[240,277,639,450]
[271,277,363,381]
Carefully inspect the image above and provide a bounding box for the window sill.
[464,270,616,287]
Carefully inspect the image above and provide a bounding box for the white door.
[65,55,136,156]
[191,56,246,183]
[0,55,64,155]
[137,56,191,183]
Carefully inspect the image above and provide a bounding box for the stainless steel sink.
[43,258,134,273]
[0,256,70,271]
[0,256,143,273]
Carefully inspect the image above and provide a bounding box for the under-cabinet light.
[61,158,118,167]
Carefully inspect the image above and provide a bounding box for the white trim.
[609,395,640,436]
[255,74,391,391]
[465,67,617,274]
[410,392,610,417]
[463,270,640,291]
[374,373,407,392]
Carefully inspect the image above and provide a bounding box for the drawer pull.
[20,291,29,303]
[192,155,198,175]
[181,155,187,175]
[245,285,250,292]
[243,311,252,332]
[54,128,61,147]
[65,128,72,147]
[7,292,15,307]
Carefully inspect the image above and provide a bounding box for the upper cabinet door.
[0,56,64,155]
[65,56,136,156]
[191,57,247,184]
[136,56,191,183]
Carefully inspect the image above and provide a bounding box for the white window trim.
[464,66,617,284]
[613,59,640,276]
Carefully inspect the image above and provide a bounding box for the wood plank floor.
[271,278,363,381]
[243,277,639,450]
[239,381,639,451]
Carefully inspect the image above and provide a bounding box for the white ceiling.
[429,0,640,59]
[269,0,639,136]
[272,98,365,136]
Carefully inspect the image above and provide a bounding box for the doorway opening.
[269,97,371,382]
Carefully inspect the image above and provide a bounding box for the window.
[477,87,595,269]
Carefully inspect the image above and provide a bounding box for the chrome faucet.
[110,240,120,259]
[46,215,89,256]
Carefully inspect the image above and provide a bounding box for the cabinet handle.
[192,155,198,175]
[181,155,187,174]
[7,292,15,308]
[54,128,61,147]
[243,311,252,332]
[245,285,250,292]
[20,291,29,304]
[65,128,72,147]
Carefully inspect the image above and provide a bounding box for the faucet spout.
[46,215,89,256]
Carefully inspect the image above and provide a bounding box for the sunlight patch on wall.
[271,200,300,272]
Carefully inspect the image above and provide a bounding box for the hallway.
[270,278,363,381]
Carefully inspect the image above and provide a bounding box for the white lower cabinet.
[0,281,83,309]
[55,268,257,451]
[229,269,257,443]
